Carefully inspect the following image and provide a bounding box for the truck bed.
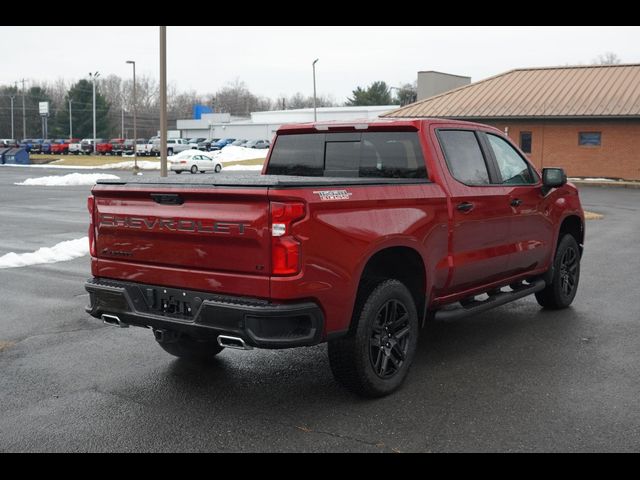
[96,173,430,188]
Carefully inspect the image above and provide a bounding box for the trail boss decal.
[313,190,353,201]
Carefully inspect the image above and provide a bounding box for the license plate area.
[133,285,204,320]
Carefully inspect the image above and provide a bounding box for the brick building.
[385,64,640,180]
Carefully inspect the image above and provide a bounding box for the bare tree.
[593,52,622,65]
[211,79,271,116]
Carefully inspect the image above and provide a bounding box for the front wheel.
[190,165,198,174]
[174,170,182,174]
[328,279,419,397]
[535,234,581,309]
[156,332,224,361]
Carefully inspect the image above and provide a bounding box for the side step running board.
[434,279,546,321]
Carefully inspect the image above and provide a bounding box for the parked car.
[244,139,270,149]
[86,118,585,397]
[187,137,207,148]
[81,138,106,155]
[69,138,90,155]
[169,151,223,174]
[51,139,77,155]
[210,138,236,150]
[41,138,64,155]
[122,138,149,155]
[29,138,44,154]
[150,138,191,156]
[19,139,34,152]
[96,138,125,155]
[230,139,248,147]
[195,138,219,151]
[0,139,18,148]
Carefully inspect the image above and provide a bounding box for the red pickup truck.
[96,138,125,155]
[85,119,584,397]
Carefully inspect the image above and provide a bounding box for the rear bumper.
[85,277,324,349]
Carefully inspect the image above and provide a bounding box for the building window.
[579,132,601,146]
[520,131,532,154]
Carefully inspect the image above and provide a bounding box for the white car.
[169,150,223,174]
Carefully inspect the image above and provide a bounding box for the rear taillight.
[270,201,305,275]
[87,196,96,257]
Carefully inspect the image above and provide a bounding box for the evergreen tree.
[54,79,111,139]
[346,81,393,106]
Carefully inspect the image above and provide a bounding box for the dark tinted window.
[325,141,359,176]
[579,132,601,146]
[267,134,324,176]
[438,130,490,185]
[267,131,426,178]
[520,131,532,153]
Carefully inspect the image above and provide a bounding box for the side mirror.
[542,168,567,195]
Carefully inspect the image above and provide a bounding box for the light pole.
[126,60,138,172]
[68,99,73,139]
[159,26,168,177]
[89,71,100,154]
[312,58,319,122]
[10,94,15,139]
[21,78,26,139]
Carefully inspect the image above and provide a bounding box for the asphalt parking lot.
[1,165,639,452]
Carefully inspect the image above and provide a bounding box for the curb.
[571,181,640,189]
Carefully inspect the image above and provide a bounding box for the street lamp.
[68,99,73,139]
[89,71,100,154]
[9,94,15,139]
[159,26,168,177]
[126,60,138,172]
[312,58,319,122]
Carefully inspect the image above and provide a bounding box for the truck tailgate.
[93,185,270,279]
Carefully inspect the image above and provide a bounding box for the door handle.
[456,202,474,212]
[510,198,523,207]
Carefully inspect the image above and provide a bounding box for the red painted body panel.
[89,119,584,340]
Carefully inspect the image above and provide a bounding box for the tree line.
[0,76,417,140]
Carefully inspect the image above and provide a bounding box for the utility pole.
[121,104,125,139]
[21,79,26,139]
[68,99,73,139]
[159,26,168,177]
[126,60,138,172]
[89,72,100,154]
[10,94,15,139]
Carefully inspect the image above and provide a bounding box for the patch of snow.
[15,173,120,186]
[223,165,263,171]
[0,237,89,269]
[214,146,269,163]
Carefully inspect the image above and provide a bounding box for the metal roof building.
[386,64,640,180]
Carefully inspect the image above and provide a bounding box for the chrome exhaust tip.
[217,335,253,350]
[102,314,129,328]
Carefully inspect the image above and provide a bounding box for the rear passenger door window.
[486,134,537,185]
[437,130,490,185]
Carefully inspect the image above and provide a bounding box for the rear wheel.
[155,332,224,361]
[215,164,222,173]
[535,234,581,309]
[328,279,419,397]
[175,170,182,174]
[190,165,198,174]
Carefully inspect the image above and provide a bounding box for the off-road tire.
[328,279,419,397]
[535,234,581,309]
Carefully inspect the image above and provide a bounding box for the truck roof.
[276,117,493,134]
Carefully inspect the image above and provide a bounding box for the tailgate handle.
[151,193,184,205]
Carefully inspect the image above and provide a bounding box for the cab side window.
[438,130,490,186]
[486,134,537,185]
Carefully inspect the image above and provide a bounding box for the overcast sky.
[2,26,639,103]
